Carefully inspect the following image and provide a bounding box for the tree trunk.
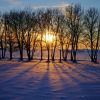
[59,49,62,63]
[9,42,12,60]
[47,46,50,63]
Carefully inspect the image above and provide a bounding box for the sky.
[0,0,100,12]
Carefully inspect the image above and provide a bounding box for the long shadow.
[62,62,100,97]
[53,62,100,99]
[0,63,21,72]
[0,61,40,84]
[52,62,86,100]
[62,62,99,80]
[23,62,55,100]
[79,62,100,78]
[0,61,99,100]
[53,63,67,83]
[54,62,99,87]
[53,62,81,86]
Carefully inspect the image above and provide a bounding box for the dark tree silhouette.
[51,9,61,61]
[23,10,38,61]
[0,13,7,59]
[65,4,83,62]
[0,4,99,63]
[37,9,46,60]
[8,11,26,61]
[58,13,70,62]
[84,8,100,63]
[44,9,52,62]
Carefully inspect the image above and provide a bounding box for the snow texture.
[0,51,100,100]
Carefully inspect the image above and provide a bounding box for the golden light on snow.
[43,31,55,43]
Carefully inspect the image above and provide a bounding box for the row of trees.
[0,4,100,63]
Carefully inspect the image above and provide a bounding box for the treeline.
[0,4,100,63]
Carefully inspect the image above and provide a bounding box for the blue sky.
[0,0,100,12]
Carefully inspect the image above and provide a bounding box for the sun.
[43,32,55,43]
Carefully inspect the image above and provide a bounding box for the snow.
[0,51,100,100]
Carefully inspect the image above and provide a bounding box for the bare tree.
[44,9,53,62]
[50,9,61,61]
[0,5,99,63]
[0,13,3,59]
[0,13,7,59]
[24,10,38,61]
[84,8,100,63]
[58,12,71,62]
[65,4,83,62]
[8,11,26,61]
[3,12,17,60]
[37,9,45,60]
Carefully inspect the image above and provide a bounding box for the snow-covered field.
[0,51,100,100]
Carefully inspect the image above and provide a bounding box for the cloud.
[31,2,69,9]
[6,0,21,5]
[1,0,69,12]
